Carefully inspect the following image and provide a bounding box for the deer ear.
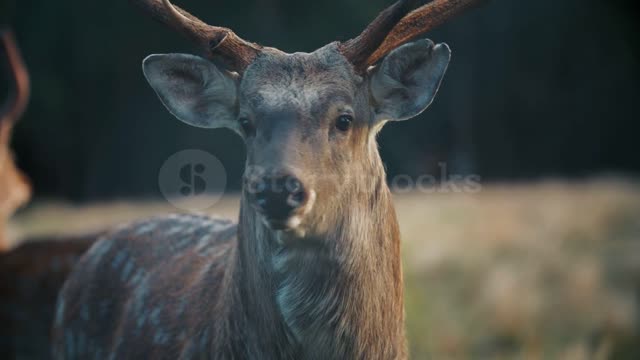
[142,54,239,130]
[369,39,450,122]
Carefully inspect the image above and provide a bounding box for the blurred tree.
[3,0,639,202]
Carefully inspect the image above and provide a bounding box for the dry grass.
[397,179,640,359]
[8,178,640,359]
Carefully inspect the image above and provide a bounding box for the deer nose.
[248,173,309,226]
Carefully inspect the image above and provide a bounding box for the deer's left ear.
[369,39,451,122]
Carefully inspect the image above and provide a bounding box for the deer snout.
[246,171,313,230]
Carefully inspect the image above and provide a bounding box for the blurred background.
[2,0,640,359]
[2,0,638,200]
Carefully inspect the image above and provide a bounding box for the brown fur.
[53,184,404,359]
[53,48,408,359]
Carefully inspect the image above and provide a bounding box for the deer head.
[0,30,31,250]
[136,0,479,235]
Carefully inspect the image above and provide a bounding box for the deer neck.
[233,156,406,359]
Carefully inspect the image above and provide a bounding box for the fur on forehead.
[239,43,363,111]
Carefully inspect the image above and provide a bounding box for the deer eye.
[239,117,255,137]
[335,115,353,132]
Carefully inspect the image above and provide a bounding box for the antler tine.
[129,0,262,72]
[0,29,30,126]
[367,0,485,67]
[339,0,422,73]
[341,0,485,73]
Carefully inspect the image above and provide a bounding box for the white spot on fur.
[55,297,65,327]
[287,216,302,229]
[86,238,114,266]
[165,225,184,236]
[134,222,156,236]
[194,233,212,253]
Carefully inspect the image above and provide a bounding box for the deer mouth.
[262,216,302,231]
[257,190,316,232]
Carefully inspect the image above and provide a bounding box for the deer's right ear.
[142,54,239,130]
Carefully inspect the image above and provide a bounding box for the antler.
[129,0,262,72]
[0,29,30,126]
[0,29,32,251]
[131,0,484,74]
[340,0,485,73]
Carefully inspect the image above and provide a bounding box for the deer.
[0,29,31,251]
[52,0,482,358]
[1,233,100,359]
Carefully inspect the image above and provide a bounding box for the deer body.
[53,0,480,358]
[53,179,402,359]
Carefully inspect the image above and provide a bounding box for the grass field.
[8,178,640,359]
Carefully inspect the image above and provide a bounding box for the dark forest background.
[1,0,639,202]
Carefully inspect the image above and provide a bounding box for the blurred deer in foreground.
[1,234,101,359]
[0,29,31,251]
[54,0,482,358]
